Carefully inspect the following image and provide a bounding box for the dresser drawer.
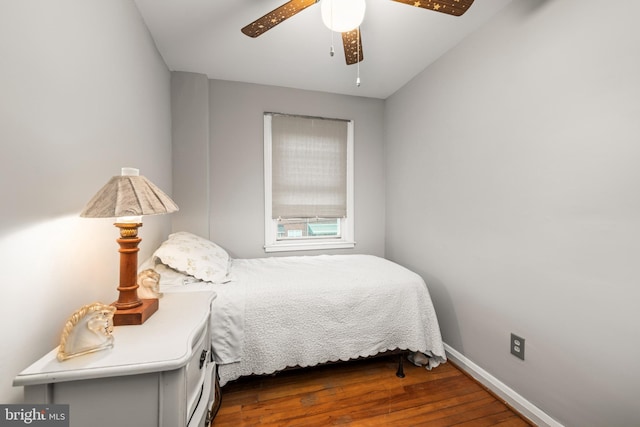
[187,361,216,427]
[185,323,210,418]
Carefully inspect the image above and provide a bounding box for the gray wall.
[171,72,210,238]
[385,0,640,426]
[174,78,386,259]
[0,0,172,403]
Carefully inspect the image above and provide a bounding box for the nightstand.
[14,291,220,427]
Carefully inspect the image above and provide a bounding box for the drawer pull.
[199,349,208,369]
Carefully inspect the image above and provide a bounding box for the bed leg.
[396,354,405,378]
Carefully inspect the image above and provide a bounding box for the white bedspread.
[205,254,446,385]
[146,254,446,385]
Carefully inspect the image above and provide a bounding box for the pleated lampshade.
[80,168,178,219]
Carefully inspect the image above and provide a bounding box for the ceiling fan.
[241,0,475,66]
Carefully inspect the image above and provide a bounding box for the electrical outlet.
[511,333,525,360]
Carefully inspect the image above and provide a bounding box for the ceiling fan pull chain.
[330,29,335,57]
[329,1,335,57]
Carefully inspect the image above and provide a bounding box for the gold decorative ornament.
[137,268,163,299]
[57,302,116,362]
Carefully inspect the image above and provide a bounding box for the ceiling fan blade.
[342,29,363,65]
[392,0,475,17]
[241,0,318,38]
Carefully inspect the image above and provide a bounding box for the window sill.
[264,240,356,253]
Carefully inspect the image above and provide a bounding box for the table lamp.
[80,167,179,326]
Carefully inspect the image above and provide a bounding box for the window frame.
[264,113,355,253]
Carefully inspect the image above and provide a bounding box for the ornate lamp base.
[112,222,158,326]
[113,298,158,326]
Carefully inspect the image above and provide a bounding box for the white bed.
[142,232,446,386]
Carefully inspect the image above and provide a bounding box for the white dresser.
[14,291,219,427]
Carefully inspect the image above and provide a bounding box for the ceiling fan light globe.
[320,0,366,33]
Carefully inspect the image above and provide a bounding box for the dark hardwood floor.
[212,355,533,426]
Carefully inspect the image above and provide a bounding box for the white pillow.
[152,232,230,283]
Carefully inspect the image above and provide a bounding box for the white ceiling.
[134,0,513,99]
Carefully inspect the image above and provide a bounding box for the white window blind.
[271,114,348,219]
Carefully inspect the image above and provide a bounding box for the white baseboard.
[444,343,563,427]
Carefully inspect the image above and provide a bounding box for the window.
[264,113,355,252]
